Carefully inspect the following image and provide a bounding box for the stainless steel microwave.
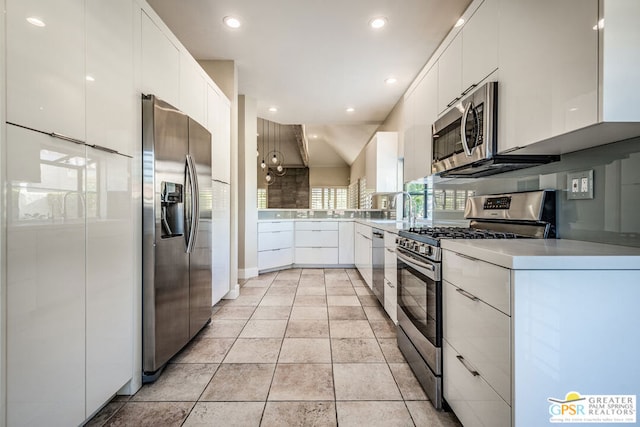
[432,81,498,176]
[431,81,559,178]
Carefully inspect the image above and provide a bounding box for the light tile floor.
[87,268,462,426]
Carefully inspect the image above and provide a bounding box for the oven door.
[396,247,442,351]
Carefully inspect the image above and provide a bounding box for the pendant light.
[275,122,286,176]
[259,119,266,170]
[265,120,275,185]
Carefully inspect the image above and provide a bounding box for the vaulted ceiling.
[147,0,472,165]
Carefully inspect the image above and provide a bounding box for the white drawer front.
[258,231,293,251]
[295,247,339,265]
[443,340,511,427]
[258,248,293,271]
[444,281,511,404]
[295,221,339,231]
[258,221,294,232]
[384,278,397,323]
[295,230,339,247]
[354,222,371,237]
[443,250,510,315]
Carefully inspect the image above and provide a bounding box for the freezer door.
[142,95,190,373]
[188,118,213,338]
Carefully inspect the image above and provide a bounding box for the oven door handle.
[396,247,438,281]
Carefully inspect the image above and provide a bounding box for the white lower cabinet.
[443,248,511,427]
[258,221,294,271]
[294,221,339,266]
[338,221,355,264]
[354,223,373,288]
[383,231,397,323]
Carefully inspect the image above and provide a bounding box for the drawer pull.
[456,287,480,302]
[447,97,461,108]
[461,83,478,96]
[385,248,395,253]
[455,252,478,262]
[456,355,480,377]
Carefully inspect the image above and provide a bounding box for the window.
[433,189,475,211]
[257,188,267,209]
[311,187,348,209]
[406,182,428,219]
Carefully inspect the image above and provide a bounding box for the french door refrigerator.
[142,94,212,380]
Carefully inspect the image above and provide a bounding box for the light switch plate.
[567,170,594,200]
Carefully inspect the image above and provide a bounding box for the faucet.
[394,191,416,227]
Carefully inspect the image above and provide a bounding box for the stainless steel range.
[395,190,556,409]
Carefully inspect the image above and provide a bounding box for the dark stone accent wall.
[268,168,309,208]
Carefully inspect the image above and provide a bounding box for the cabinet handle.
[89,143,119,154]
[456,355,480,377]
[51,132,85,145]
[455,252,478,262]
[386,248,395,253]
[455,287,480,302]
[461,83,477,96]
[447,97,461,108]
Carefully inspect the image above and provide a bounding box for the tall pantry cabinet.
[2,0,233,424]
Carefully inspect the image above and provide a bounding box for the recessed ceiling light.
[454,18,465,28]
[26,17,46,27]
[369,17,387,29]
[85,75,95,82]
[223,16,241,29]
[346,107,355,113]
[385,77,397,85]
[268,106,278,113]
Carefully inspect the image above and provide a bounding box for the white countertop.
[441,239,640,270]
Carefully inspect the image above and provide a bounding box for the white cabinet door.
[209,86,231,183]
[339,221,355,264]
[295,230,339,247]
[497,0,598,152]
[180,53,206,126]
[7,0,85,141]
[437,33,463,114]
[365,132,398,193]
[259,248,294,271]
[462,0,499,92]
[6,125,86,426]
[295,248,339,265]
[85,0,136,156]
[140,10,180,106]
[413,64,437,179]
[258,231,294,251]
[212,181,231,304]
[354,225,373,288]
[85,148,133,415]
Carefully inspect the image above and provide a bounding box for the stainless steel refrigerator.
[142,94,212,380]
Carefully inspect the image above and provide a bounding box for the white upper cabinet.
[86,0,136,156]
[180,53,206,126]
[404,63,437,183]
[140,10,180,107]
[208,85,231,183]
[6,0,85,141]
[601,0,640,122]
[437,33,463,114]
[461,0,499,92]
[497,0,598,152]
[365,131,398,193]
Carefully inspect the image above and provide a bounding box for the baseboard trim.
[238,267,259,279]
[223,284,240,300]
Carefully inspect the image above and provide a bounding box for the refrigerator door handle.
[185,154,199,253]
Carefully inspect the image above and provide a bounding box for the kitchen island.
[441,238,640,427]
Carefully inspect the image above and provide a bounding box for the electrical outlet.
[567,170,594,200]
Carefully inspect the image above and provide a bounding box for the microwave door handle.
[460,101,473,157]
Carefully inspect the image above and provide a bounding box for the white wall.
[310,167,350,187]
[238,95,259,279]
[0,0,6,423]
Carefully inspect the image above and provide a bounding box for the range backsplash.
[431,136,640,248]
